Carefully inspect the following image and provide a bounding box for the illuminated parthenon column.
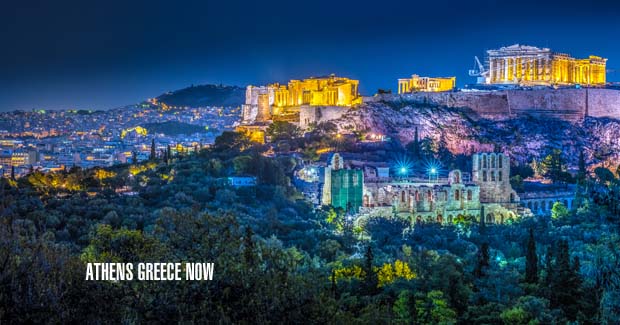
[484,44,607,86]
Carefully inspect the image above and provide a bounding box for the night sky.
[2,0,619,111]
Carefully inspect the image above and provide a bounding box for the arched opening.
[500,214,505,224]
[449,215,455,224]
[363,195,369,207]
[416,216,422,223]
[467,190,473,201]
[491,154,496,168]
[486,213,495,224]
[491,171,496,181]
[427,190,432,201]
[483,155,488,168]
[483,171,487,182]
[534,201,539,211]
[499,171,503,182]
[415,191,420,201]
[401,190,406,203]
[437,214,443,223]
[455,190,460,200]
[563,199,568,207]
[498,154,503,168]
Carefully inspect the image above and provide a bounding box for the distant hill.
[153,84,245,108]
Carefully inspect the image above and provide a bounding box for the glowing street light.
[428,166,438,182]
[393,155,413,180]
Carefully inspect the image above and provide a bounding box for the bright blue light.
[430,167,437,174]
[400,167,407,174]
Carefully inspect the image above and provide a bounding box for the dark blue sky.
[2,0,619,110]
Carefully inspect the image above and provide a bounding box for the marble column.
[512,57,517,82]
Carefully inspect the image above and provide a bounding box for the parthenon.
[484,44,606,86]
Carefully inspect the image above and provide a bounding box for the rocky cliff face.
[332,97,620,168]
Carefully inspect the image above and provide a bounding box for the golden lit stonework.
[397,74,456,93]
[477,44,606,86]
[242,74,361,124]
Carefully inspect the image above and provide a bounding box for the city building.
[397,75,456,93]
[472,44,606,86]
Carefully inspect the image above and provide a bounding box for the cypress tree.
[479,205,486,235]
[577,150,586,183]
[525,228,538,283]
[474,242,490,278]
[243,226,255,269]
[150,138,156,160]
[331,270,339,299]
[549,240,582,321]
[363,245,378,295]
[413,127,420,159]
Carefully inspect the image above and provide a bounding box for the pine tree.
[10,165,15,180]
[393,290,417,323]
[525,228,538,283]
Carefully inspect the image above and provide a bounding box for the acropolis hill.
[369,87,620,122]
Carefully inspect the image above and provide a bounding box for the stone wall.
[379,88,620,122]
[587,88,620,119]
[300,105,350,130]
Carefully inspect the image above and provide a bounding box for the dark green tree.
[266,121,301,141]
